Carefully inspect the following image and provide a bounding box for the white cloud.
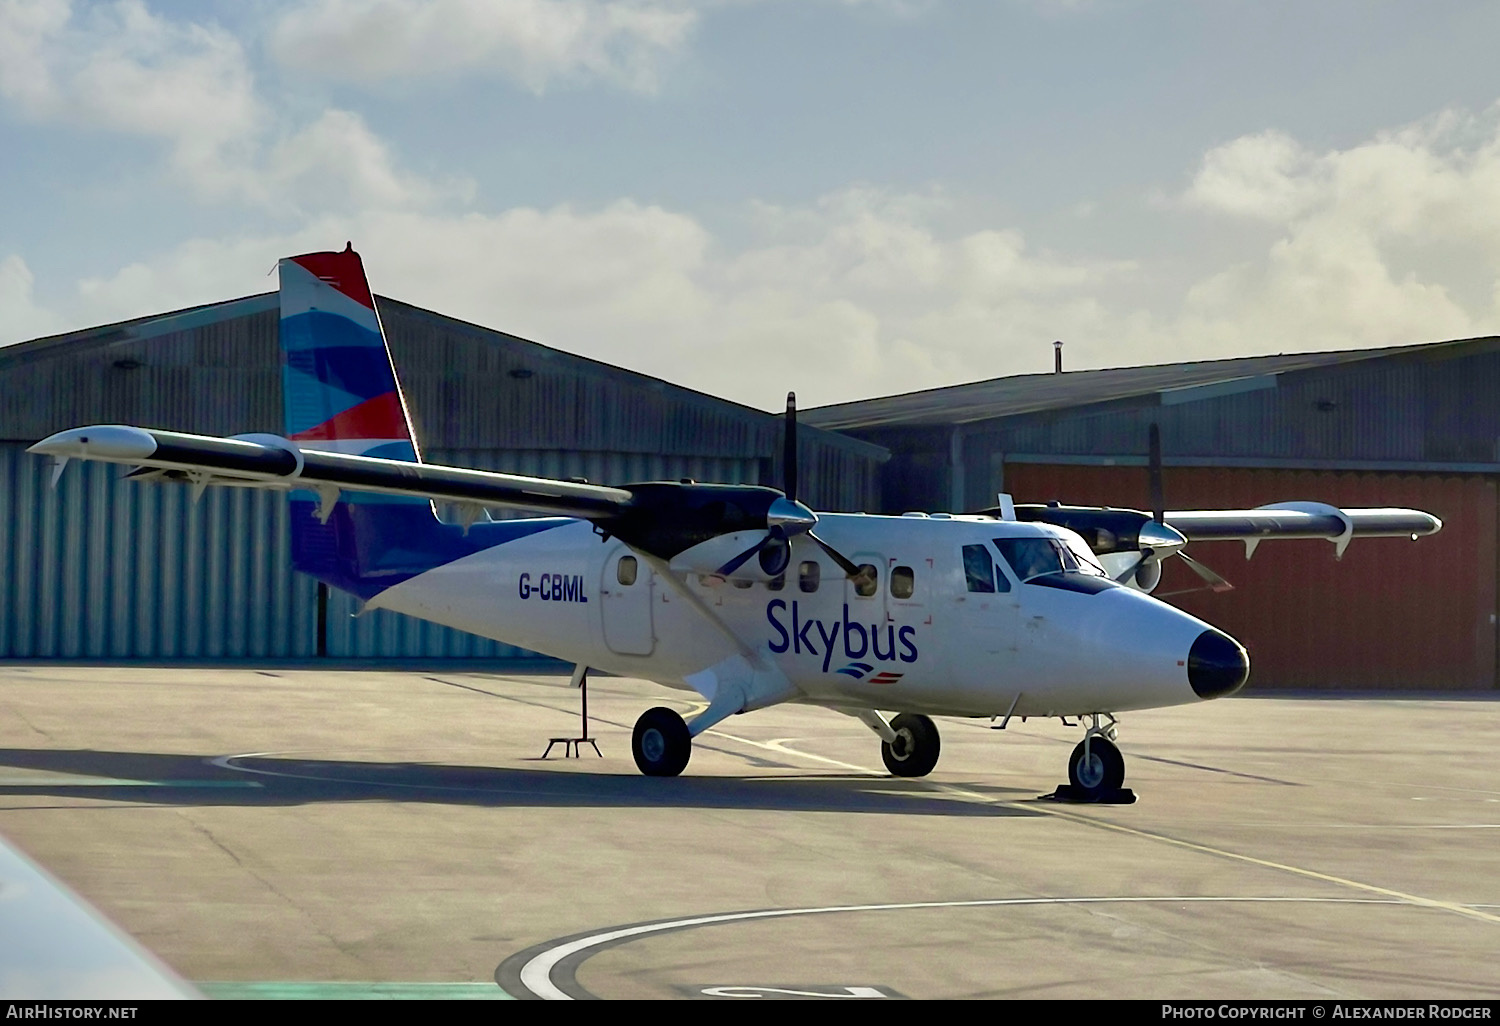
[0,0,261,195]
[0,255,62,345]
[0,1,458,211]
[1182,130,1317,222]
[17,41,1500,407]
[270,0,697,93]
[53,187,1131,406]
[1171,106,1500,356]
[264,109,470,213]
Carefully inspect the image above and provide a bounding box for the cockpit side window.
[962,543,1001,593]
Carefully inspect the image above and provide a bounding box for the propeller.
[1176,552,1233,593]
[1132,422,1232,595]
[1148,421,1164,524]
[715,393,866,582]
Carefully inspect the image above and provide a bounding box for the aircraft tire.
[881,713,941,777]
[633,707,692,777]
[1068,736,1125,797]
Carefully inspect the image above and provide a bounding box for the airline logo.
[766,600,918,673]
[835,662,905,685]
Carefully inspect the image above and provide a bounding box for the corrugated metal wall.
[0,299,284,441]
[0,442,314,659]
[982,347,1500,469]
[1006,463,1496,690]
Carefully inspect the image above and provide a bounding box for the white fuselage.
[366,513,1223,719]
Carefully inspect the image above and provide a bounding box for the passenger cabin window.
[733,578,754,589]
[890,565,915,599]
[799,561,821,593]
[962,543,1007,593]
[767,574,785,592]
[853,564,879,598]
[617,555,638,586]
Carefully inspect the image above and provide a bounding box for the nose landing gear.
[1052,713,1135,804]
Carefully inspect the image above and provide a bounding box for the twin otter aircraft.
[31,247,1443,799]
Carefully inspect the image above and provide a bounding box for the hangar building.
[804,338,1500,691]
[0,294,886,661]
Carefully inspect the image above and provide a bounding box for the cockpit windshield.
[993,536,1107,582]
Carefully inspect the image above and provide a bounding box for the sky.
[4,0,1500,409]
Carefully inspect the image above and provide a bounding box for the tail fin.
[280,244,437,598]
[279,244,421,461]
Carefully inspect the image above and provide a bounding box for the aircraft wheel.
[1068,736,1125,798]
[881,713,941,777]
[632,707,692,777]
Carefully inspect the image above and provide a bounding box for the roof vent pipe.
[1053,340,1063,374]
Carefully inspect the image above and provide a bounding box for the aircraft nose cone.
[1188,629,1249,699]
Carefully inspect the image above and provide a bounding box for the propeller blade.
[783,391,798,503]
[716,536,770,577]
[809,531,867,582]
[1179,551,1234,593]
[1148,422,1164,524]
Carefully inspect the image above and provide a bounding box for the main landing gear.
[632,707,692,777]
[1055,713,1134,804]
[881,713,941,777]
[847,709,942,777]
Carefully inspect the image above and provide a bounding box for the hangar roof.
[803,337,1496,430]
[0,291,885,462]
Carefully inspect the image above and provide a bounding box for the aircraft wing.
[28,424,814,569]
[1165,502,1441,556]
[1006,499,1441,593]
[29,425,634,520]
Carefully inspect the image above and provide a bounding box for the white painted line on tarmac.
[705,733,883,776]
[209,752,540,797]
[0,776,261,788]
[514,895,1412,1001]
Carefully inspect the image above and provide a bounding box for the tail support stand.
[542,664,602,759]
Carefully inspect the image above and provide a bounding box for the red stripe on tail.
[290,244,374,309]
[289,391,409,442]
